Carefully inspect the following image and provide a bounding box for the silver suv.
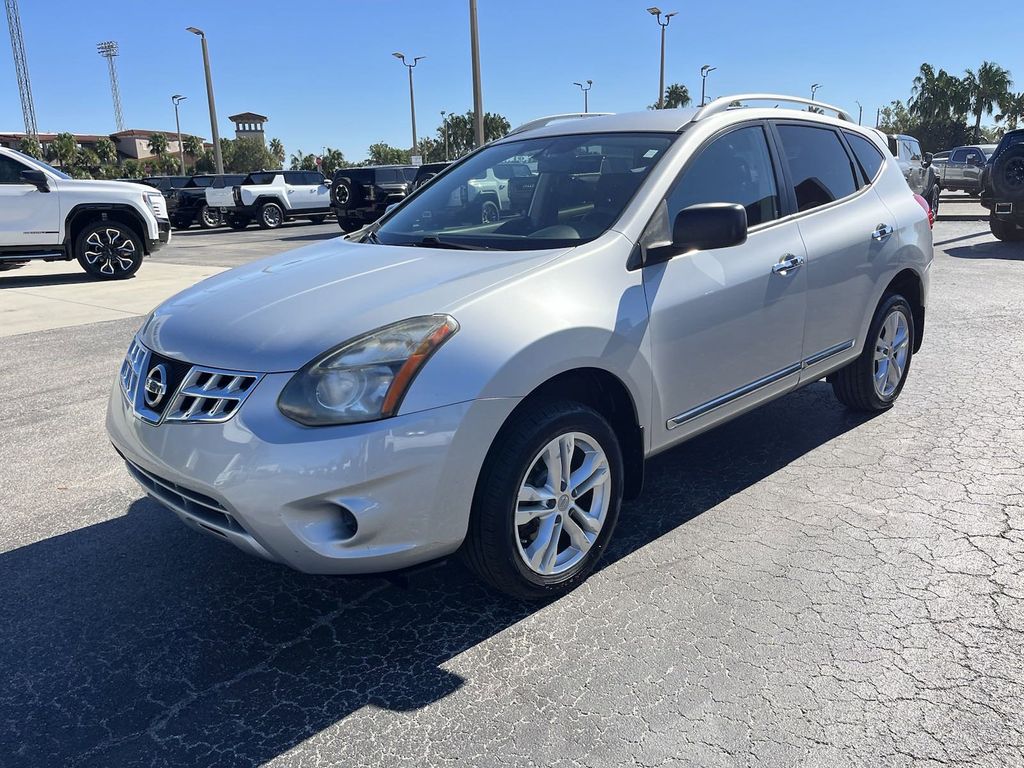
[108,94,933,599]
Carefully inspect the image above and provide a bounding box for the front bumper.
[148,220,171,253]
[106,374,518,575]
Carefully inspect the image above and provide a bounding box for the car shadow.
[0,382,875,767]
[946,240,1024,260]
[0,270,113,289]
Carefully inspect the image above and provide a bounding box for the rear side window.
[776,124,858,212]
[666,125,781,227]
[244,172,276,185]
[906,139,922,161]
[844,132,885,182]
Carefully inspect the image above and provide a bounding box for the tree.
[269,137,286,166]
[320,147,346,176]
[50,132,78,168]
[964,62,1013,142]
[95,137,117,166]
[183,134,204,158]
[219,138,237,171]
[649,83,691,110]
[437,111,511,158]
[289,149,317,170]
[365,143,410,166]
[227,137,277,172]
[121,159,142,178]
[997,91,1024,131]
[77,147,100,173]
[18,135,42,159]
[147,132,169,158]
[910,64,969,123]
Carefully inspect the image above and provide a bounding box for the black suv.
[169,174,245,230]
[409,161,452,193]
[330,165,417,232]
[981,129,1024,241]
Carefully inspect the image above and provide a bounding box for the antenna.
[97,40,125,132]
[5,0,37,136]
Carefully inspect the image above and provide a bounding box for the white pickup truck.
[0,146,170,279]
[205,170,332,229]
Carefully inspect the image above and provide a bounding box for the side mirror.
[647,203,748,265]
[322,178,332,187]
[21,169,49,192]
[923,152,933,167]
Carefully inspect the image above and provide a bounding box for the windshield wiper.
[412,236,495,251]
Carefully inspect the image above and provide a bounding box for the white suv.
[108,95,933,599]
[205,170,332,230]
[0,147,169,279]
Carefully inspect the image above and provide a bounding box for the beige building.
[229,112,268,144]
[0,129,208,163]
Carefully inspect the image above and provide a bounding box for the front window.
[7,148,70,180]
[375,132,675,251]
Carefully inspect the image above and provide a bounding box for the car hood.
[57,178,155,196]
[141,237,567,372]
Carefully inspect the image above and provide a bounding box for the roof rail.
[691,94,853,124]
[508,112,614,136]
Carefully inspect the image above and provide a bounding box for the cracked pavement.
[0,218,1021,767]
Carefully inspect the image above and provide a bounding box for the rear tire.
[831,294,914,412]
[462,400,623,600]
[990,216,1024,241]
[257,201,284,229]
[75,221,143,280]
[198,204,221,229]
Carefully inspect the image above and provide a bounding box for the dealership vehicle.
[409,161,451,192]
[331,165,417,232]
[108,95,932,598]
[140,175,191,195]
[204,170,332,230]
[169,174,245,229]
[936,144,998,195]
[886,133,941,213]
[0,146,169,278]
[981,128,1024,241]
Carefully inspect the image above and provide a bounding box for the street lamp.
[171,94,187,175]
[647,7,677,109]
[855,99,863,125]
[573,80,593,113]
[441,110,449,161]
[393,52,425,156]
[700,64,717,106]
[186,27,223,174]
[810,82,822,101]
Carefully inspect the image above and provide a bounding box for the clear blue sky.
[2,0,1021,162]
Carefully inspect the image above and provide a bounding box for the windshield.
[375,132,675,251]
[8,149,71,180]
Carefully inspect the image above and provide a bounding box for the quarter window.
[665,125,781,227]
[844,131,885,182]
[776,124,858,212]
[0,154,30,184]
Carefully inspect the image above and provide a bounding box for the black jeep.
[981,129,1024,241]
[169,174,245,230]
[330,165,417,232]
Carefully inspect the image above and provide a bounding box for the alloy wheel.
[873,309,910,398]
[481,200,499,224]
[83,228,137,276]
[514,431,611,576]
[201,206,221,228]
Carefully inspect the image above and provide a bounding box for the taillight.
[913,193,934,229]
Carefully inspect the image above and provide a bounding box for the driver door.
[642,123,807,450]
[0,154,60,247]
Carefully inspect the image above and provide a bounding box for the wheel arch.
[883,267,925,352]
[64,204,149,255]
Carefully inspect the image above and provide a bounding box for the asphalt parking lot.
[1,201,1022,767]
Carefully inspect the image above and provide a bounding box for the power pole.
[5,0,37,136]
[97,41,125,132]
[469,0,485,148]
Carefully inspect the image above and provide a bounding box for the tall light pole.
[647,7,677,109]
[810,82,821,101]
[186,27,223,174]
[469,0,485,148]
[172,94,187,174]
[393,52,424,156]
[441,110,449,161]
[573,80,593,113]
[97,41,125,132]
[855,99,863,125]
[700,64,717,106]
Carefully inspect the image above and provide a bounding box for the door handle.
[872,224,894,241]
[771,254,805,275]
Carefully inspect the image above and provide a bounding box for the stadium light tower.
[97,41,125,132]
[5,0,38,136]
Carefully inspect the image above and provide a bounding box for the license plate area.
[995,202,1013,215]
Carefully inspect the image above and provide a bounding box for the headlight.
[144,192,164,214]
[277,315,459,426]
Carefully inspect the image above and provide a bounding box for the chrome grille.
[118,337,263,425]
[163,368,260,423]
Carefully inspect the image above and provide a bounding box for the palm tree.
[997,92,1024,131]
[147,132,169,158]
[50,132,78,169]
[289,149,307,170]
[269,138,285,166]
[95,138,117,166]
[320,148,346,176]
[910,64,969,122]
[649,83,691,110]
[17,135,42,159]
[182,134,204,159]
[964,62,1013,142]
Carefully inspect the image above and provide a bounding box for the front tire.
[75,221,143,280]
[463,400,623,600]
[198,204,221,229]
[257,201,284,229]
[928,185,940,217]
[831,295,914,412]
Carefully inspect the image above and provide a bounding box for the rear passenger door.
[771,122,901,382]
